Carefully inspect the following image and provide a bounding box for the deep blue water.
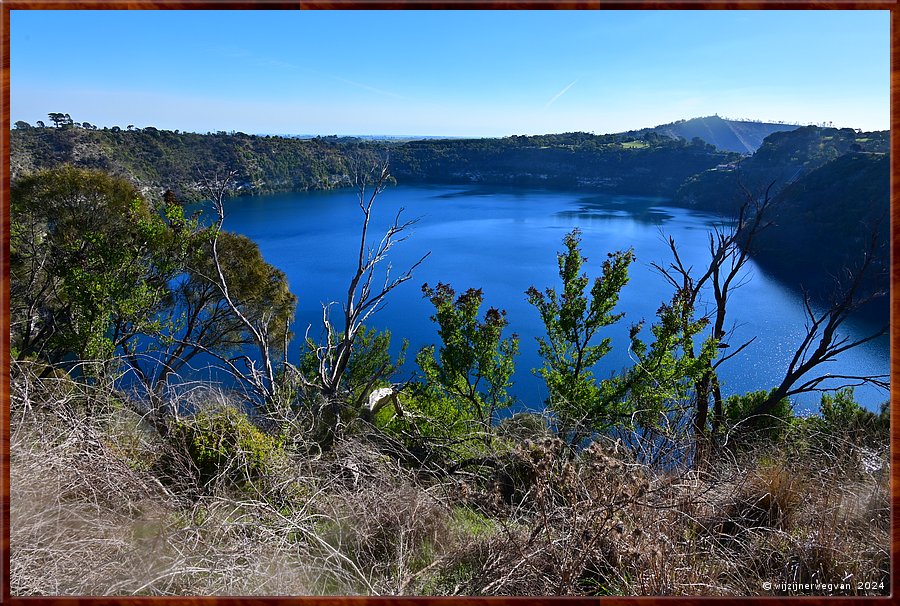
[213,184,889,414]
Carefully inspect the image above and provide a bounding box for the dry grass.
[10,363,373,595]
[9,361,891,596]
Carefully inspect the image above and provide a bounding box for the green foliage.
[813,388,888,446]
[381,389,475,443]
[768,390,889,464]
[185,231,297,354]
[416,283,519,441]
[496,412,552,442]
[675,125,889,214]
[388,130,733,196]
[47,112,73,129]
[119,221,297,398]
[526,229,634,440]
[10,126,371,196]
[167,406,285,489]
[10,165,298,404]
[10,166,189,363]
[299,325,407,416]
[449,506,498,538]
[725,389,794,442]
[343,326,407,406]
[754,153,889,299]
[614,288,719,429]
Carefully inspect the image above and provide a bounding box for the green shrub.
[380,386,473,439]
[822,389,884,431]
[377,387,489,468]
[724,389,793,443]
[298,324,407,422]
[803,388,888,447]
[166,406,285,490]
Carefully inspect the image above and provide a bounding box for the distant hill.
[9,127,362,196]
[674,125,889,213]
[670,125,889,315]
[386,132,732,196]
[634,115,800,153]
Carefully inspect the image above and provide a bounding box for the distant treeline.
[10,122,890,309]
[11,123,736,198]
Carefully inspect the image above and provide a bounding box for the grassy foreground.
[10,361,890,596]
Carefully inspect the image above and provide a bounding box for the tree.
[14,121,31,129]
[190,160,424,444]
[416,282,519,444]
[10,166,186,365]
[299,324,407,423]
[35,121,45,128]
[610,288,719,466]
[526,229,634,444]
[10,165,297,436]
[192,169,296,405]
[47,112,73,129]
[301,157,429,431]
[120,229,296,406]
[651,183,776,443]
[652,183,888,457]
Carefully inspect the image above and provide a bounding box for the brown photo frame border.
[0,2,896,604]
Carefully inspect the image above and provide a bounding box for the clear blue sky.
[10,10,890,137]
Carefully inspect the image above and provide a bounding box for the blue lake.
[216,183,889,414]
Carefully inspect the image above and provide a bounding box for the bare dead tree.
[163,160,426,440]
[748,225,889,419]
[651,182,776,445]
[193,169,282,403]
[308,157,430,427]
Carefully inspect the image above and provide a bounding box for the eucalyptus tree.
[10,166,187,367]
[10,165,296,435]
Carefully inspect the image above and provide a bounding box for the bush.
[378,387,489,467]
[724,389,793,443]
[817,388,888,445]
[779,389,889,470]
[163,406,286,492]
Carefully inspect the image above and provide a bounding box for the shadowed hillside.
[755,152,890,321]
